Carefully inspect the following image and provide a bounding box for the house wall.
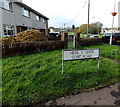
[1,6,17,35]
[0,8,3,37]
[1,2,48,36]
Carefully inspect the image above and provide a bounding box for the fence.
[1,32,102,58]
[48,37,61,41]
[1,32,68,58]
[1,41,66,58]
[74,33,102,47]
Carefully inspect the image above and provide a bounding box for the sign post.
[73,36,76,48]
[97,57,100,68]
[62,50,64,74]
[62,49,100,74]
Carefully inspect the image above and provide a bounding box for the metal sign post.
[97,57,100,68]
[62,49,100,74]
[73,36,76,48]
[62,50,64,74]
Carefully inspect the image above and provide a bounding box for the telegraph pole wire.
[66,0,87,25]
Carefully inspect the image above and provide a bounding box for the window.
[3,25,14,36]
[22,8,30,17]
[41,18,45,23]
[39,17,41,22]
[36,15,40,21]
[0,0,12,10]
[0,1,2,7]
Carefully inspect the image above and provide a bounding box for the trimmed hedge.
[79,38,102,46]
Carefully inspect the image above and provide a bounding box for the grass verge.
[2,45,120,105]
[77,44,120,61]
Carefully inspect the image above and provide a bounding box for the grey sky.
[23,0,119,28]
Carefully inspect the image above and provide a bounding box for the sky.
[23,0,120,28]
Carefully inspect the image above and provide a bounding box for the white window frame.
[41,17,45,23]
[0,0,12,11]
[3,25,14,36]
[22,8,30,17]
[36,15,40,21]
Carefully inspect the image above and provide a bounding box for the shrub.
[0,30,48,43]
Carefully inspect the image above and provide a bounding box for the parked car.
[102,33,120,45]
[49,32,60,37]
[84,34,93,37]
[69,34,74,39]
[90,35,99,38]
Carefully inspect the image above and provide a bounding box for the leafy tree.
[75,24,87,34]
[48,28,50,33]
[72,25,75,32]
[66,27,72,32]
[105,27,108,30]
[75,22,103,34]
[89,22,103,34]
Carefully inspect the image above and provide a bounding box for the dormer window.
[22,8,30,17]
[41,18,45,23]
[36,15,40,21]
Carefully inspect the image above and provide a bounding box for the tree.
[72,25,75,32]
[48,28,50,33]
[89,22,103,34]
[75,22,103,34]
[65,27,72,32]
[75,24,87,34]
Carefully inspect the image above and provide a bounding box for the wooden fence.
[48,37,61,41]
[1,41,66,58]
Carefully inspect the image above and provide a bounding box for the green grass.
[2,44,120,106]
[68,32,74,35]
[68,42,73,49]
[0,59,2,104]
[80,34,84,37]
[97,35,103,38]
[77,44,120,61]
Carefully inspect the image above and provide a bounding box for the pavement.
[37,82,120,106]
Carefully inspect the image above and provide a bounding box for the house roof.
[16,2,49,20]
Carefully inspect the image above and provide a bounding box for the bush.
[0,30,48,43]
[79,38,102,46]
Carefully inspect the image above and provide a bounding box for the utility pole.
[109,0,117,45]
[87,0,90,37]
[64,23,66,31]
[98,18,100,35]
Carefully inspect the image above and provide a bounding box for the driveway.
[37,82,120,106]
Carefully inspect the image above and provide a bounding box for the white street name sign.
[62,49,100,74]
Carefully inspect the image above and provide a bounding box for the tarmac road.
[38,82,120,106]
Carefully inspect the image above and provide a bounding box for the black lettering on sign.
[85,50,94,54]
[87,54,92,58]
[81,51,84,54]
[83,55,85,58]
[72,55,81,59]
[70,51,79,55]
